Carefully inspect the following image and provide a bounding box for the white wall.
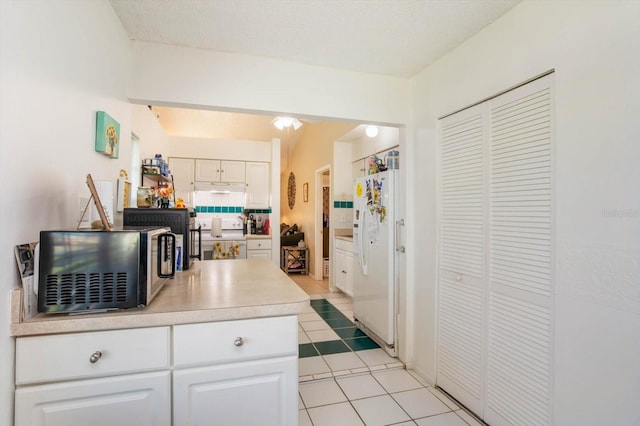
[410,1,640,424]
[0,1,135,423]
[332,142,354,202]
[348,126,400,162]
[128,41,411,126]
[168,137,271,162]
[133,105,171,168]
[3,1,636,424]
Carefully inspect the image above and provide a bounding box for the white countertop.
[11,259,309,337]
[246,234,272,240]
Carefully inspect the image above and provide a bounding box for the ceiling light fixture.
[365,125,379,138]
[273,116,303,131]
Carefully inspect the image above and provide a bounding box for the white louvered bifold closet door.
[437,104,487,415]
[437,74,553,425]
[486,77,553,426]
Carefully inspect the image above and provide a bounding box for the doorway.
[314,165,331,281]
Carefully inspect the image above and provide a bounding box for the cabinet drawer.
[335,238,353,251]
[247,249,271,259]
[173,316,297,368]
[16,327,170,385]
[247,239,272,250]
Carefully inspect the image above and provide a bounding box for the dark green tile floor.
[299,298,379,358]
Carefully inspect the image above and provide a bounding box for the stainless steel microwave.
[37,227,175,314]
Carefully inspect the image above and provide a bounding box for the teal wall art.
[95,111,120,158]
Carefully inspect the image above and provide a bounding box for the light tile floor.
[287,274,485,426]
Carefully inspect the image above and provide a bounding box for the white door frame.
[314,164,331,281]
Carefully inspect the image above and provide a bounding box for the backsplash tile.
[195,206,244,213]
[334,201,353,209]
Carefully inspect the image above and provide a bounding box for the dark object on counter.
[123,208,200,270]
[250,214,257,234]
[280,223,304,248]
[281,232,305,247]
[38,227,175,313]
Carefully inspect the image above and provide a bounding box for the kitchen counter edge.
[11,260,310,337]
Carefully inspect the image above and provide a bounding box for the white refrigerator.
[352,169,401,357]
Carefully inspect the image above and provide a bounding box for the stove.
[197,216,247,260]
[196,217,246,241]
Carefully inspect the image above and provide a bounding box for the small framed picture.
[303,182,309,202]
[116,177,131,212]
[95,111,120,158]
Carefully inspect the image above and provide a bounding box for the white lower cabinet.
[334,238,353,296]
[173,357,297,426]
[14,316,299,426]
[173,316,298,426]
[247,238,272,260]
[14,327,171,426]
[15,371,171,426]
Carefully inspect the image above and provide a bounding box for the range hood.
[194,181,246,193]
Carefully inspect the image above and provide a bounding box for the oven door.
[189,225,202,261]
[202,239,247,260]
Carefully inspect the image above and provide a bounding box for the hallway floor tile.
[287,275,484,425]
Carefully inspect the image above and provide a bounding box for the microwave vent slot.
[44,272,130,307]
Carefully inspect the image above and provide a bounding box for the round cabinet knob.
[234,337,244,347]
[89,351,102,364]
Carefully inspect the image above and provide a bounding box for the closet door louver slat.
[486,79,553,426]
[437,105,486,415]
[437,75,553,426]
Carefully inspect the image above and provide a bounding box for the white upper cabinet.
[245,162,270,208]
[169,158,195,205]
[195,159,220,181]
[352,158,366,178]
[195,159,245,183]
[220,160,246,182]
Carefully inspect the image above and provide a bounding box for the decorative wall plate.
[287,172,296,209]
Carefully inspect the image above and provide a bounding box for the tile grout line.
[301,370,465,425]
[298,291,475,425]
[299,296,406,380]
[301,297,391,359]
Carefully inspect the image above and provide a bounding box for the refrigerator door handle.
[395,219,405,253]
[358,210,368,276]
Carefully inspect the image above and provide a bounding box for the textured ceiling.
[111,1,520,169]
[110,0,520,78]
[151,106,305,151]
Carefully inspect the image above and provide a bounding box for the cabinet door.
[169,158,195,205]
[15,371,171,426]
[174,357,297,426]
[248,249,272,259]
[195,159,221,181]
[345,251,354,297]
[334,249,347,293]
[352,159,366,178]
[220,160,246,182]
[246,162,270,208]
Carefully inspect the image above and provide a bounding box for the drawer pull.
[234,337,244,347]
[89,351,102,364]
